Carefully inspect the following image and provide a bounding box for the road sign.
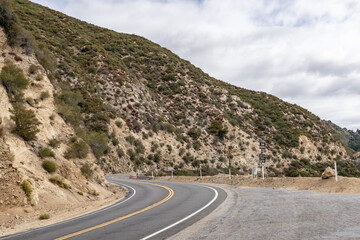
[260,142,266,149]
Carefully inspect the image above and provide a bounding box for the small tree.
[208,120,228,140]
[10,103,40,141]
[0,63,29,98]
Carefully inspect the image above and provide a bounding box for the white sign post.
[200,167,202,180]
[334,162,338,182]
[229,167,231,179]
[262,165,264,180]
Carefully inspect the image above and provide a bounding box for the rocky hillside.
[0,8,118,222]
[0,0,356,179]
[327,121,360,153]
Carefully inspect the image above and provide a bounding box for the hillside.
[327,121,360,153]
[1,0,358,182]
[0,1,124,231]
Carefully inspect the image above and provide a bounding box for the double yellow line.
[56,180,174,240]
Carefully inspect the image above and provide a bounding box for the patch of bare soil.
[0,184,125,237]
[157,174,360,194]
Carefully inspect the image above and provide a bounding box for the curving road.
[0,175,226,240]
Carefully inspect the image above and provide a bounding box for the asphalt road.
[0,175,226,240]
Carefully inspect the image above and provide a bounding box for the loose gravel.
[172,185,360,240]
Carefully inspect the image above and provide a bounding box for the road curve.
[0,174,226,240]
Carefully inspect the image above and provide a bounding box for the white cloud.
[32,0,360,130]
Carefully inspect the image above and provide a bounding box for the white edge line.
[141,185,219,240]
[0,179,136,240]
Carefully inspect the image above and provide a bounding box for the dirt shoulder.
[0,183,126,237]
[156,174,360,194]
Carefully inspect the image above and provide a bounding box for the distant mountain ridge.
[327,121,360,152]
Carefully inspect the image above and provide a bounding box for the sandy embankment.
[0,184,126,237]
[157,174,360,194]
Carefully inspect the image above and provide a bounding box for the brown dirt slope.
[0,138,24,211]
[158,175,360,194]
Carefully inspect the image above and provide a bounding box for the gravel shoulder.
[164,176,360,240]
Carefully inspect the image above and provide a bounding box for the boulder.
[321,167,335,179]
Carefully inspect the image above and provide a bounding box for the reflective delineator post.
[171,169,173,179]
[262,165,264,180]
[229,167,231,179]
[200,167,202,180]
[335,162,338,182]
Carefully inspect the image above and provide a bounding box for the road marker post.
[200,167,202,180]
[259,141,266,180]
[335,161,338,182]
[229,167,231,179]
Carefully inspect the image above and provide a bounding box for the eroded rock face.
[0,138,24,210]
[322,167,335,179]
[0,118,3,136]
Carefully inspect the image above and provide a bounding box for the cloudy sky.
[32,0,360,130]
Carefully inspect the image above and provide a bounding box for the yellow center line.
[55,178,174,240]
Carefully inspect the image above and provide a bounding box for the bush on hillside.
[0,63,29,99]
[80,163,93,179]
[208,120,228,140]
[48,138,61,148]
[22,180,32,201]
[64,139,89,159]
[38,147,55,159]
[187,128,201,140]
[42,160,56,173]
[85,131,109,159]
[10,103,40,141]
[49,176,70,189]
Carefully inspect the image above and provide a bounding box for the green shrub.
[115,120,122,128]
[64,139,89,159]
[187,128,201,140]
[117,148,124,158]
[80,163,93,179]
[153,151,162,163]
[284,168,300,177]
[48,138,61,148]
[28,64,38,75]
[22,180,32,201]
[208,120,228,140]
[39,213,50,220]
[40,91,50,100]
[182,152,194,164]
[49,176,70,189]
[85,131,109,159]
[0,63,29,98]
[42,160,56,173]
[10,103,40,141]
[35,74,43,81]
[300,171,311,177]
[193,141,201,151]
[112,137,119,146]
[38,147,55,159]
